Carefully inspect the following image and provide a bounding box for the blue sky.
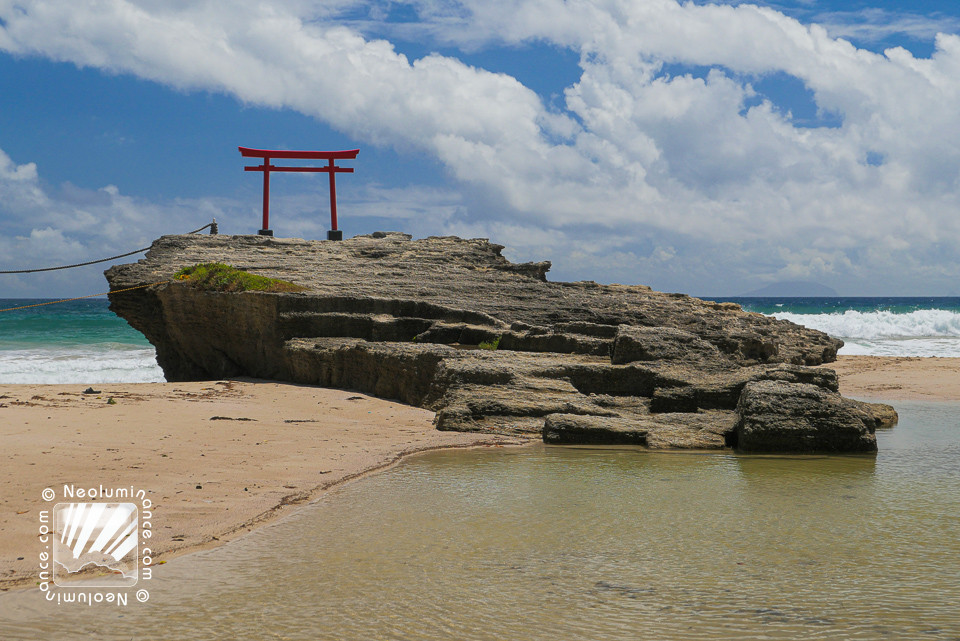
[2,1,960,297]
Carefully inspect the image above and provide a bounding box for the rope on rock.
[0,281,171,313]
[0,221,217,274]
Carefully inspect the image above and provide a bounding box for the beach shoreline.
[1,354,954,592]
[827,355,960,402]
[0,379,527,591]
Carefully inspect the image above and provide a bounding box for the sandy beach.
[1,354,954,591]
[0,379,523,591]
[828,355,960,401]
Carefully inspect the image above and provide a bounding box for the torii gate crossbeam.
[239,146,359,240]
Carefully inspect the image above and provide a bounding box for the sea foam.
[773,309,960,357]
[0,345,164,384]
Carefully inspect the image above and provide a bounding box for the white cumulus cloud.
[0,146,233,297]
[1,0,960,294]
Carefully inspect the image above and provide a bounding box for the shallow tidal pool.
[3,401,959,640]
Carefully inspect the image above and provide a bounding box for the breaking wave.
[0,299,164,383]
[773,309,960,357]
[773,309,960,339]
[0,344,164,384]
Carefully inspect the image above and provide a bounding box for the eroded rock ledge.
[105,233,896,452]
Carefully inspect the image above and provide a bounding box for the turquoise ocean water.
[0,299,163,384]
[1,297,959,383]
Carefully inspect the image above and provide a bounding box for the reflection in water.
[2,402,959,640]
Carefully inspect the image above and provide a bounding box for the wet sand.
[828,355,960,401]
[0,379,523,590]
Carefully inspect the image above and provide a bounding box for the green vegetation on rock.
[107,234,884,453]
[478,336,501,350]
[174,263,305,293]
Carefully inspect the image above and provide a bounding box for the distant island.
[738,281,840,297]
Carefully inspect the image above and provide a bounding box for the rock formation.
[105,233,896,452]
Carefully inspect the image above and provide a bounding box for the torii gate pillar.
[239,146,359,240]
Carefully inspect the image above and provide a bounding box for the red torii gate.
[239,146,359,240]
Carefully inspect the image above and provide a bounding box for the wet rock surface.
[105,233,897,452]
[735,381,883,453]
